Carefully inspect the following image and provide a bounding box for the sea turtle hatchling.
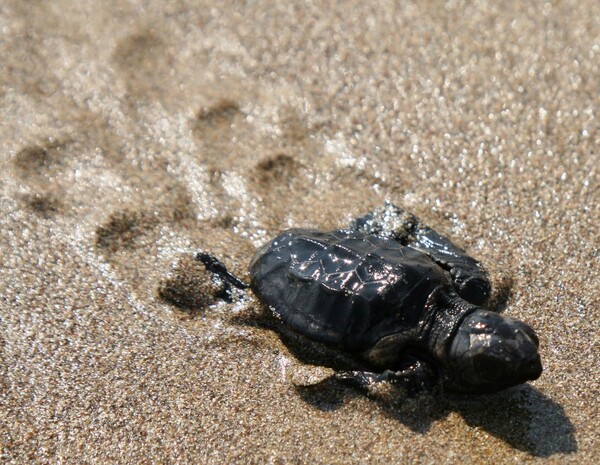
[198,203,542,393]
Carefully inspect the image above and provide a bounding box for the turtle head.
[445,310,542,392]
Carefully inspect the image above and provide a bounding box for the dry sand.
[1,1,598,463]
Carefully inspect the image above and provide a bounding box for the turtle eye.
[520,324,539,347]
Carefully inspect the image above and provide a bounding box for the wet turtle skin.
[202,203,543,393]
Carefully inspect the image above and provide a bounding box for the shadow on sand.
[228,308,576,457]
[297,380,576,457]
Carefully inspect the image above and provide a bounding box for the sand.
[0,1,598,463]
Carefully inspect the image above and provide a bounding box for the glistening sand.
[0,1,598,463]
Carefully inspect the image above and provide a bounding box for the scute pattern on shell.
[250,228,448,351]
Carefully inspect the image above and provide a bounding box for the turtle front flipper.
[409,225,491,305]
[350,202,491,305]
[335,357,438,395]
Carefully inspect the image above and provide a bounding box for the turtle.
[198,202,542,393]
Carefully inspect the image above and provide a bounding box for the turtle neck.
[420,287,480,363]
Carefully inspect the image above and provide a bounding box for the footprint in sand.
[191,98,330,229]
[12,139,70,218]
[112,28,171,101]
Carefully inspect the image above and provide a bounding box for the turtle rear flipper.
[196,252,250,294]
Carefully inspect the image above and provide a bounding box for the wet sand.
[1,1,598,463]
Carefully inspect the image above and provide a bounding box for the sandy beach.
[1,1,598,463]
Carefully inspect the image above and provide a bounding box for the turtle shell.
[249,228,451,352]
